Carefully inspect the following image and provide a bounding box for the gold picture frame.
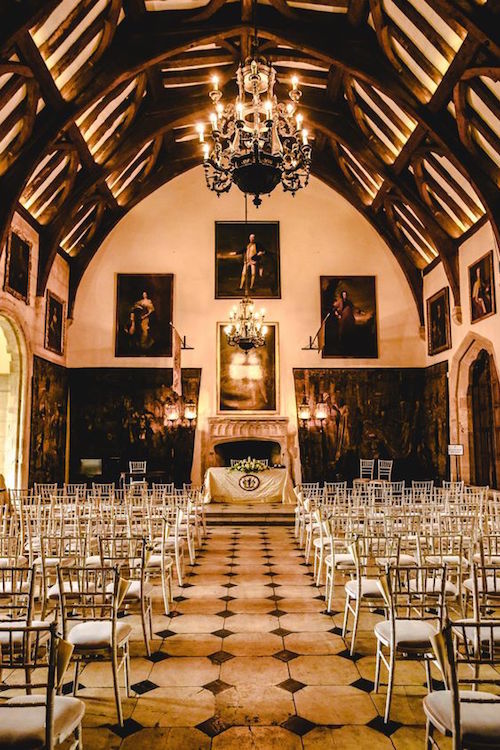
[217,322,279,414]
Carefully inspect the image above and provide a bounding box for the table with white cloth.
[204,466,295,504]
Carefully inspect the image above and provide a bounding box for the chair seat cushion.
[47,580,87,600]
[410,578,458,596]
[0,695,84,749]
[0,556,27,568]
[423,690,500,744]
[147,554,173,569]
[68,620,131,649]
[375,618,439,650]
[33,556,75,568]
[426,555,468,567]
[122,580,154,600]
[325,553,355,569]
[345,578,383,599]
[453,622,500,644]
[473,553,500,566]
[0,620,50,645]
[85,555,102,568]
[464,577,500,595]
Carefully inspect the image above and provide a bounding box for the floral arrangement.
[228,457,268,474]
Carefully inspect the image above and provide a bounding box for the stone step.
[205,502,295,526]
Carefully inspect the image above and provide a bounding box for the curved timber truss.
[1,0,500,322]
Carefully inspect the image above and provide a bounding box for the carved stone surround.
[202,416,292,477]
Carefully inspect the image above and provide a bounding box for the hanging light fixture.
[298,396,311,426]
[197,0,312,207]
[224,298,267,352]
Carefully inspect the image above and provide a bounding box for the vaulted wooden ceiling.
[1,0,499,322]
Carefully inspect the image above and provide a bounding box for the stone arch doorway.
[449,332,500,487]
[0,312,27,488]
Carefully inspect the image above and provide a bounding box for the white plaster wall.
[0,211,70,486]
[69,167,424,483]
[424,222,500,367]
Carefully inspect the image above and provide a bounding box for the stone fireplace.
[202,416,293,478]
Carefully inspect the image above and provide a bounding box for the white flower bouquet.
[228,457,268,474]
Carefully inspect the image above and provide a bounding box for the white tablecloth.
[204,467,294,504]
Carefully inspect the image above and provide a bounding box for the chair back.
[92,482,115,498]
[57,566,129,640]
[129,460,147,474]
[379,563,447,626]
[377,459,393,481]
[63,483,87,498]
[0,622,75,750]
[359,459,375,480]
[0,565,35,623]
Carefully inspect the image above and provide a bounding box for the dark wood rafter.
[347,0,369,27]
[425,0,500,60]
[0,0,498,317]
[14,30,120,295]
[0,1,61,54]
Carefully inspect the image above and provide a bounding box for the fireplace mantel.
[202,416,292,477]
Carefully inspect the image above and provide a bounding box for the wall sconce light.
[164,403,180,426]
[184,399,197,425]
[314,402,329,423]
[298,396,311,427]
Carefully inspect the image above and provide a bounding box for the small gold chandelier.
[197,55,311,208]
[224,298,267,352]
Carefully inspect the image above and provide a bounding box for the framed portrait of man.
[215,221,280,299]
[115,274,173,357]
[469,251,496,323]
[320,276,378,358]
[217,322,279,413]
[44,291,66,355]
[426,287,451,356]
[4,228,32,303]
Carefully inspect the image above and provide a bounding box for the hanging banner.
[172,325,182,397]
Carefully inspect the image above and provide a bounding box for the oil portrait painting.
[320,276,378,358]
[115,273,173,357]
[215,222,280,299]
[218,322,278,412]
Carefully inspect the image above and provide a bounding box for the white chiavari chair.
[99,535,153,657]
[375,564,447,723]
[0,622,85,750]
[342,536,400,655]
[377,459,393,481]
[424,621,500,750]
[57,566,131,726]
[144,514,174,616]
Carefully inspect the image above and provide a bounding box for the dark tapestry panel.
[294,367,449,483]
[423,361,449,480]
[29,356,68,485]
[69,368,201,486]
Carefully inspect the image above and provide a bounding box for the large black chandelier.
[197,56,312,207]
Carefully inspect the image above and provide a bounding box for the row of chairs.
[294,483,500,747]
[0,485,207,728]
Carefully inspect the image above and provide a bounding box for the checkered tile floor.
[70,526,449,748]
